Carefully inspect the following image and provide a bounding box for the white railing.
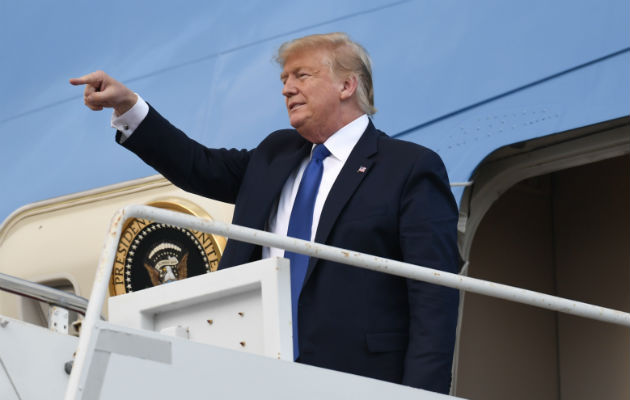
[66,204,630,398]
[0,272,89,315]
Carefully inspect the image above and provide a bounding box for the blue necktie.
[285,144,330,360]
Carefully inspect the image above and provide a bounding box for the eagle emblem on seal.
[110,217,223,296]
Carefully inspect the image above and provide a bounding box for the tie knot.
[311,144,330,162]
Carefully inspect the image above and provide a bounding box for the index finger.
[69,71,102,86]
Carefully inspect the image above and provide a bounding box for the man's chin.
[289,118,321,143]
[289,117,304,131]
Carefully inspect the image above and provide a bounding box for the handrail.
[0,272,89,315]
[66,204,630,398]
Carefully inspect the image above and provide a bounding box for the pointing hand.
[69,70,137,116]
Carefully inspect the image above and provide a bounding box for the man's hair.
[276,32,377,115]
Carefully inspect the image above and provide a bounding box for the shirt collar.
[316,114,368,162]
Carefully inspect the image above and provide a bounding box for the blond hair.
[276,32,377,115]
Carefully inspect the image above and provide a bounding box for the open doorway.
[454,119,629,400]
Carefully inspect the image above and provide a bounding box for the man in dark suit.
[71,32,459,394]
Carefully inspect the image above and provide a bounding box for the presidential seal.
[109,201,225,296]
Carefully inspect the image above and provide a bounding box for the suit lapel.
[249,139,312,230]
[303,122,379,284]
[225,135,311,267]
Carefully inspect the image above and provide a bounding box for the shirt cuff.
[111,94,149,142]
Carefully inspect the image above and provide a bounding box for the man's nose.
[282,77,297,97]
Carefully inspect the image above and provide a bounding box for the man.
[71,32,459,394]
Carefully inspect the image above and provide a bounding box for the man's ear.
[339,74,358,101]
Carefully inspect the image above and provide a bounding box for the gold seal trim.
[109,198,225,296]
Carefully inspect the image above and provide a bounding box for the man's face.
[281,49,344,143]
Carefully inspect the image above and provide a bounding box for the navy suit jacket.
[121,106,460,394]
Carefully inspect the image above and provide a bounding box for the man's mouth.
[289,102,304,111]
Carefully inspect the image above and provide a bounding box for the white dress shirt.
[111,97,368,259]
[263,114,368,258]
[111,94,149,142]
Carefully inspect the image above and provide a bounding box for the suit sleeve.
[399,149,460,393]
[119,105,252,204]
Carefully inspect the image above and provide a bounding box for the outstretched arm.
[69,70,137,116]
[70,71,252,203]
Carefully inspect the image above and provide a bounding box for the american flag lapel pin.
[357,166,367,173]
